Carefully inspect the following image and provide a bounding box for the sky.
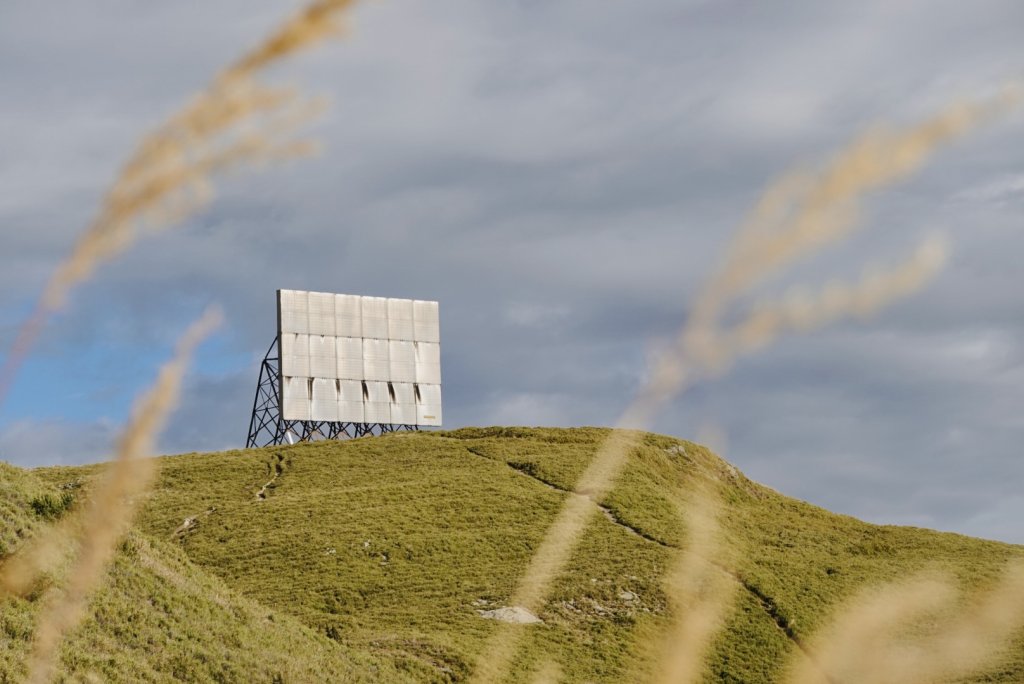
[2,0,1024,543]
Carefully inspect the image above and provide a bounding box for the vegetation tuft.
[28,493,75,522]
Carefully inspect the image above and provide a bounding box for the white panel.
[338,379,364,401]
[335,294,362,338]
[392,405,417,424]
[417,383,442,405]
[335,337,364,381]
[363,381,391,423]
[338,380,365,423]
[389,318,414,342]
[282,376,311,421]
[309,335,337,378]
[361,296,389,340]
[413,300,440,343]
[387,298,415,341]
[392,381,415,405]
[414,341,441,385]
[416,363,441,385]
[388,298,414,320]
[416,383,442,426]
[279,289,309,335]
[417,405,442,427]
[363,338,390,381]
[307,292,336,337]
[311,378,339,422]
[364,380,390,403]
[280,333,310,377]
[389,340,416,383]
[364,401,391,424]
[390,382,416,424]
[414,341,440,364]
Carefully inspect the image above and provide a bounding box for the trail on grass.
[462,444,832,678]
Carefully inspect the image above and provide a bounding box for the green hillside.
[0,462,410,682]
[3,427,1023,682]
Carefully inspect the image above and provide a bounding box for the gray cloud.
[2,0,1024,544]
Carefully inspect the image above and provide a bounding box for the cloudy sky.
[2,0,1024,543]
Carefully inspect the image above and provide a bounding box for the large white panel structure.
[274,289,442,428]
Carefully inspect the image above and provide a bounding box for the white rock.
[477,606,542,624]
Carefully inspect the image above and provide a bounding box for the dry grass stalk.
[228,0,355,75]
[785,561,1024,684]
[688,85,1022,339]
[661,86,1021,391]
[529,660,563,684]
[652,491,736,684]
[0,519,75,598]
[725,236,949,358]
[0,0,360,405]
[22,307,222,684]
[468,490,605,682]
[471,90,1021,682]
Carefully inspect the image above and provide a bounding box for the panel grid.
[277,289,441,426]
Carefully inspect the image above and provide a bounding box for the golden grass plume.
[529,660,563,684]
[688,85,1023,336]
[20,307,221,684]
[651,490,735,684]
[725,236,949,358]
[0,0,360,405]
[785,561,1024,684]
[0,518,73,599]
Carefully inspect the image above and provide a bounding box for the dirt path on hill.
[461,444,836,682]
[255,453,287,501]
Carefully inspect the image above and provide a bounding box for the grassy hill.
[0,461,411,682]
[3,427,1023,682]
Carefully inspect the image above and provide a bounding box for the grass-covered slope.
[11,427,1024,682]
[0,465,410,682]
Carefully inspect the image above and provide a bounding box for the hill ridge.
[4,426,1022,682]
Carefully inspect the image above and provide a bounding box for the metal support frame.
[246,336,419,448]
